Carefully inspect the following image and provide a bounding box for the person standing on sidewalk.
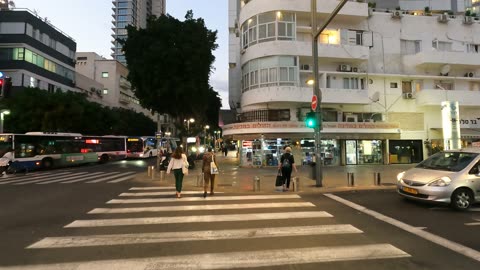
[202,147,218,197]
[166,147,188,198]
[278,146,297,191]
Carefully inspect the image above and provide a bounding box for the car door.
[467,160,480,201]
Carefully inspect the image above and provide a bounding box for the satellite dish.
[370,91,380,102]
[440,65,450,76]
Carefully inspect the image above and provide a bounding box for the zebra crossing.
[0,170,137,185]
[10,187,412,270]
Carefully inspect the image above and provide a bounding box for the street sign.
[311,95,318,111]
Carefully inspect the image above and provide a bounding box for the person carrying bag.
[167,147,188,198]
[202,147,218,198]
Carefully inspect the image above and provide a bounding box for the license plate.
[402,187,418,195]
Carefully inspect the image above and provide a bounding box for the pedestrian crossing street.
[0,170,137,185]
[12,187,411,269]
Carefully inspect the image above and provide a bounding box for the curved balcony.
[239,0,368,26]
[415,89,480,107]
[241,40,369,65]
[241,85,371,107]
[403,51,480,68]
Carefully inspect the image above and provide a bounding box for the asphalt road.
[0,161,479,269]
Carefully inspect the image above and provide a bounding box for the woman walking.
[166,147,188,198]
[202,147,218,198]
[278,146,297,191]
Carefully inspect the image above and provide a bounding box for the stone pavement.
[135,152,415,194]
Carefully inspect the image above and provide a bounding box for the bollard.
[147,165,153,177]
[150,166,155,179]
[292,177,300,192]
[159,170,165,181]
[347,172,355,187]
[253,176,261,191]
[196,173,204,187]
[373,172,381,186]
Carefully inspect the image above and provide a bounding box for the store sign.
[441,101,461,150]
[242,141,253,147]
[223,121,400,131]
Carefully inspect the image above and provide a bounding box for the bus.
[0,132,99,171]
[83,135,127,163]
[126,136,157,158]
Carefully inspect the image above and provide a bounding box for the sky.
[14,0,229,108]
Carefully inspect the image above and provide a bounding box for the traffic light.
[305,111,322,129]
[0,77,12,98]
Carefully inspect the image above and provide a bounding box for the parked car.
[397,148,480,210]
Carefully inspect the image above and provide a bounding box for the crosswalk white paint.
[0,172,72,185]
[28,224,363,248]
[118,191,224,197]
[15,172,89,185]
[0,172,53,183]
[88,202,316,214]
[129,187,175,190]
[86,172,136,183]
[65,211,333,228]
[11,244,409,270]
[107,194,302,204]
[59,172,117,184]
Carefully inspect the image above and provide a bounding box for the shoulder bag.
[210,154,219,174]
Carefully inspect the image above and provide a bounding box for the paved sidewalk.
[135,153,415,194]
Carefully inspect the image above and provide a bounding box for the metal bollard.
[159,170,165,181]
[196,173,204,187]
[150,166,155,179]
[373,172,381,186]
[347,172,355,187]
[292,177,300,191]
[147,165,153,177]
[253,176,261,191]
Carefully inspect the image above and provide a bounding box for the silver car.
[397,148,480,210]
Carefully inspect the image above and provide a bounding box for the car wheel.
[42,158,54,169]
[451,188,473,210]
[100,154,109,163]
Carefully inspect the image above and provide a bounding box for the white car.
[397,148,480,210]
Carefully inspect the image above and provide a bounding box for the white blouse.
[166,154,188,173]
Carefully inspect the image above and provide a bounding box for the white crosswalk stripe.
[59,172,116,184]
[23,189,411,269]
[118,191,224,196]
[0,172,73,185]
[86,172,136,183]
[15,172,89,185]
[0,171,137,185]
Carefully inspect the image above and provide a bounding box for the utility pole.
[311,0,349,187]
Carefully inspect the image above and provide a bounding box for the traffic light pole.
[311,0,348,187]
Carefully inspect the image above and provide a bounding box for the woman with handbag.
[166,147,189,198]
[202,147,218,198]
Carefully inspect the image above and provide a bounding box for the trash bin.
[310,162,316,180]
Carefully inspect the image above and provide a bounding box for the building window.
[102,72,109,78]
[47,83,55,93]
[103,88,109,95]
[241,56,297,92]
[242,11,295,49]
[390,82,398,88]
[401,40,421,55]
[432,40,451,51]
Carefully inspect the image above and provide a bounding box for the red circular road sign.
[311,95,318,111]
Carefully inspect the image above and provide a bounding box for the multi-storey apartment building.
[227,0,480,167]
[0,9,76,93]
[111,0,166,64]
[371,0,472,13]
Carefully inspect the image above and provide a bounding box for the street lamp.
[204,125,210,146]
[0,109,10,133]
[184,118,195,135]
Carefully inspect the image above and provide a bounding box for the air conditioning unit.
[438,14,448,23]
[301,64,310,70]
[463,16,474,25]
[402,93,414,99]
[339,64,352,72]
[392,10,402,18]
[352,67,358,72]
[465,72,474,77]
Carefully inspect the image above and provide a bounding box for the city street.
[0,160,479,269]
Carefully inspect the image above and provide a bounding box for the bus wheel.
[100,154,109,163]
[149,152,153,158]
[42,158,54,169]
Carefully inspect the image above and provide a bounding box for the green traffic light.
[305,112,317,128]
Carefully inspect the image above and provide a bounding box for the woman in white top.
[166,147,188,198]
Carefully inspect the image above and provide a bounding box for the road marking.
[86,172,136,183]
[38,172,106,184]
[107,175,135,183]
[12,244,409,269]
[464,222,480,226]
[118,191,225,196]
[129,187,175,190]
[107,194,301,204]
[65,211,332,228]
[28,224,362,248]
[88,202,316,214]
[0,172,52,182]
[325,193,480,263]
[14,172,89,185]
[0,172,73,185]
[60,172,118,184]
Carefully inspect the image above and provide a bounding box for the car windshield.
[416,152,478,172]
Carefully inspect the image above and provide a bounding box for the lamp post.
[204,125,210,146]
[0,109,10,133]
[184,118,195,135]
[311,0,348,187]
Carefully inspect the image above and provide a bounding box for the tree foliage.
[122,11,221,128]
[0,88,156,136]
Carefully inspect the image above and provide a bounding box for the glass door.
[346,140,357,165]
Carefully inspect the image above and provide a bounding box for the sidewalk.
[135,153,414,194]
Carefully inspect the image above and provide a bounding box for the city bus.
[83,135,127,163]
[126,136,157,158]
[0,132,99,171]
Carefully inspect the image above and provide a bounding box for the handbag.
[210,155,219,174]
[182,157,189,175]
[275,169,284,187]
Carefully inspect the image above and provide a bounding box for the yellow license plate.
[402,187,418,195]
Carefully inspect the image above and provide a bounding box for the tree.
[122,11,221,128]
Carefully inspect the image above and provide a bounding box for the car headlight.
[191,146,197,152]
[199,146,205,153]
[428,176,452,187]
[397,171,405,182]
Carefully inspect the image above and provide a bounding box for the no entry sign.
[311,95,318,111]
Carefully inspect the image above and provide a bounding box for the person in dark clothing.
[278,146,297,191]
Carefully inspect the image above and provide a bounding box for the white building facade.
[227,0,480,167]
